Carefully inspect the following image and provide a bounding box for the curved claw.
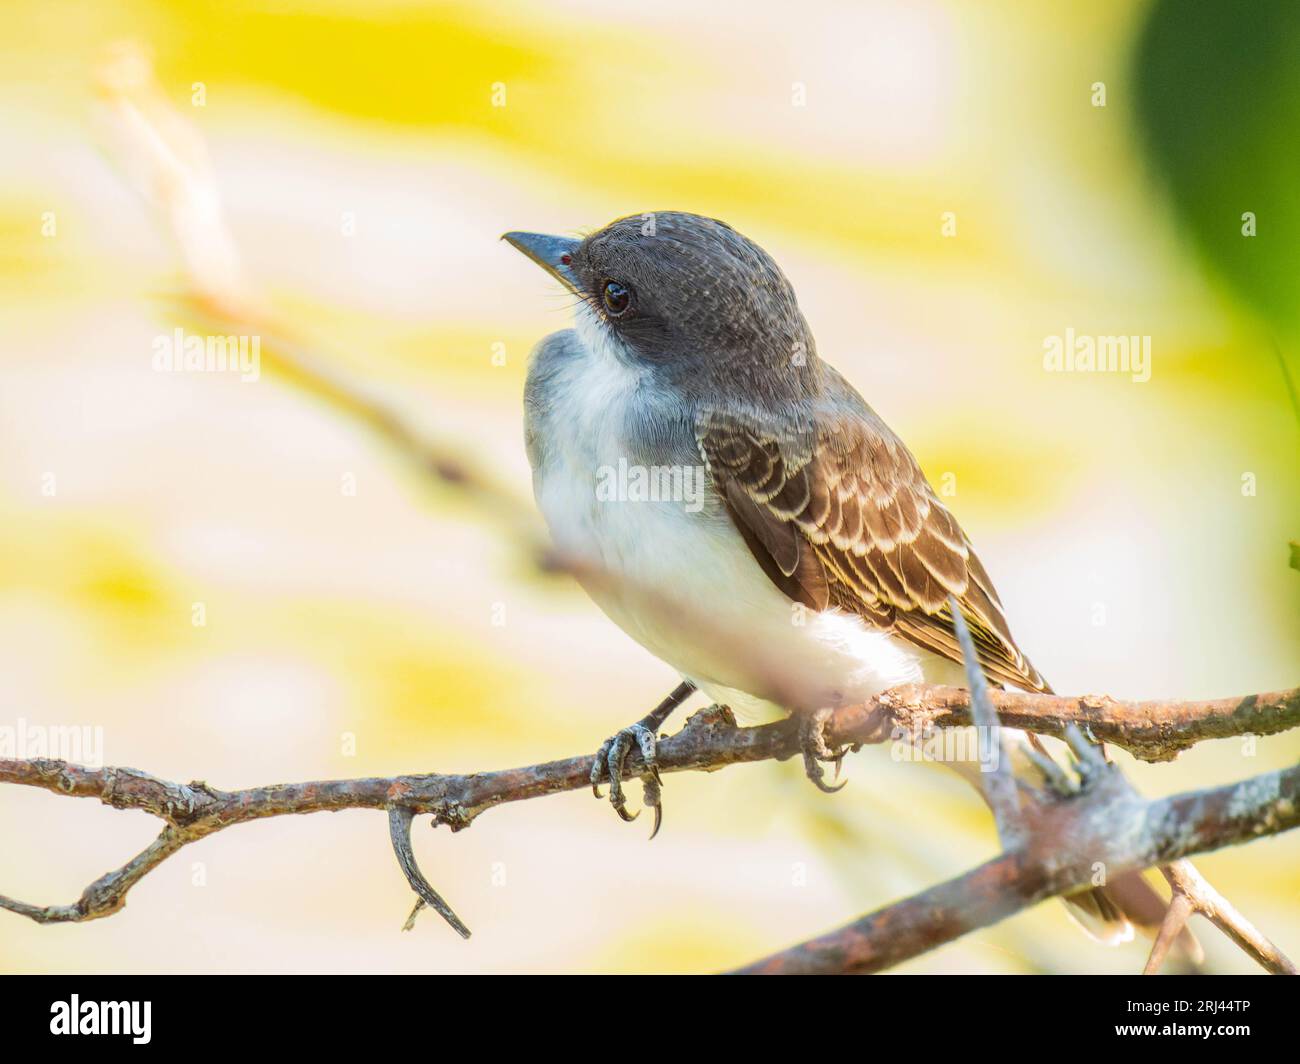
[801,748,848,793]
[642,760,664,840]
[810,774,847,794]
[587,684,696,834]
[592,719,665,832]
[800,708,850,796]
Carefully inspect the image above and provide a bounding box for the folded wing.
[697,391,1049,693]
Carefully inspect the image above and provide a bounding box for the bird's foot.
[591,720,664,837]
[799,706,849,794]
[590,682,694,838]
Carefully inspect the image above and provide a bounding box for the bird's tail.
[1063,884,1135,945]
[1064,874,1201,960]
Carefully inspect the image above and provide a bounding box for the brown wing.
[697,403,1050,693]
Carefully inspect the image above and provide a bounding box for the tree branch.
[3,687,1297,951]
[732,760,1300,975]
[870,683,1300,762]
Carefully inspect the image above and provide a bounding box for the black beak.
[502,231,581,293]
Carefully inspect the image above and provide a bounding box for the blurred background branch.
[94,41,547,553]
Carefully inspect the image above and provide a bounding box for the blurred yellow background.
[1,0,1296,973]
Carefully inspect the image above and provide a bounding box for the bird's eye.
[602,280,632,317]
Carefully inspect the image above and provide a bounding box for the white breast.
[530,313,931,719]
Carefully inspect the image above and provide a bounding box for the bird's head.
[504,212,817,393]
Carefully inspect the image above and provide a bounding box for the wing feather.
[697,398,1049,693]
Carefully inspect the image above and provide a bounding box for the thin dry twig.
[949,600,1022,848]
[1141,860,1296,975]
[1142,889,1196,975]
[387,805,471,939]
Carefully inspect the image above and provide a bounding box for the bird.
[505,211,1133,943]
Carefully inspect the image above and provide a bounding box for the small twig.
[387,805,471,938]
[1143,860,1297,975]
[1142,889,1195,975]
[949,600,1021,848]
[1062,722,1109,779]
[0,827,189,925]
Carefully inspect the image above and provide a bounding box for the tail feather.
[1063,886,1134,945]
[1068,872,1204,961]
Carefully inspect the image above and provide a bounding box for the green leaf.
[1134,1,1300,335]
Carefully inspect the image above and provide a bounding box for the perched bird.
[506,211,1134,942]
